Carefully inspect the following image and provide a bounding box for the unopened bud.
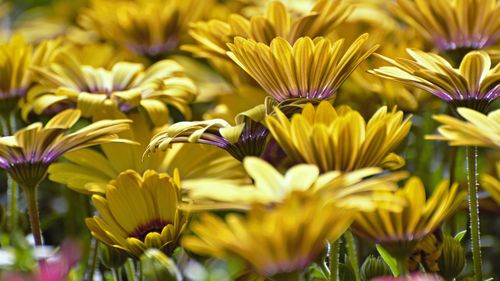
[360,255,391,281]
[437,235,465,280]
[141,249,182,281]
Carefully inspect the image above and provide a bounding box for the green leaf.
[454,230,467,241]
[376,245,399,277]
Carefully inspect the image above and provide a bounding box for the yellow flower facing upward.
[23,51,197,125]
[79,0,213,56]
[227,35,378,106]
[370,49,500,112]
[185,156,407,211]
[182,194,354,278]
[48,113,247,195]
[0,109,131,189]
[183,0,353,61]
[266,101,411,172]
[426,107,500,150]
[352,177,466,257]
[86,170,188,258]
[393,0,500,51]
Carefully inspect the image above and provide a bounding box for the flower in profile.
[0,109,131,190]
[47,113,247,195]
[370,49,500,112]
[146,105,269,161]
[23,51,197,125]
[183,0,353,61]
[0,35,63,114]
[265,101,411,172]
[184,156,407,211]
[393,0,500,52]
[86,170,188,258]
[351,177,466,257]
[426,107,500,150]
[182,194,354,278]
[227,35,378,107]
[78,0,213,56]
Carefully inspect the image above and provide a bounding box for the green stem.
[345,230,360,281]
[112,268,123,281]
[273,271,304,281]
[125,259,137,281]
[86,238,99,281]
[329,240,340,281]
[466,146,482,281]
[1,113,18,238]
[396,257,408,277]
[23,185,43,245]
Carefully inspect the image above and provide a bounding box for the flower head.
[352,177,466,257]
[86,170,188,258]
[182,194,354,277]
[373,273,444,281]
[370,49,500,111]
[426,107,500,150]
[265,101,411,172]
[79,0,213,56]
[227,35,378,105]
[23,51,197,124]
[0,109,131,188]
[393,0,500,51]
[146,105,269,161]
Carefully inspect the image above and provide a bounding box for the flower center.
[130,219,171,241]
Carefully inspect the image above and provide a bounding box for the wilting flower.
[23,51,197,124]
[426,107,500,150]
[351,177,466,257]
[370,49,500,111]
[393,0,500,52]
[265,101,411,172]
[78,0,213,56]
[227,35,378,106]
[184,156,406,211]
[0,109,131,189]
[183,0,352,61]
[47,113,247,195]
[0,35,63,113]
[86,170,188,258]
[182,194,354,278]
[146,105,269,161]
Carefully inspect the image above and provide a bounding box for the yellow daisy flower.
[86,169,188,258]
[23,51,197,125]
[146,105,269,161]
[48,113,247,195]
[351,177,466,257]
[78,0,213,56]
[265,101,411,172]
[393,0,500,52]
[182,194,354,279]
[481,161,500,206]
[227,35,378,106]
[370,49,500,112]
[426,107,500,150]
[184,156,407,211]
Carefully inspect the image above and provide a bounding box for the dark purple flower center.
[130,219,172,241]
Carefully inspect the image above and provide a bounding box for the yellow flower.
[78,0,213,56]
[182,194,354,278]
[86,169,188,258]
[183,0,353,61]
[265,101,411,172]
[370,49,500,112]
[351,177,466,257]
[48,113,247,195]
[227,35,378,106]
[481,161,500,206]
[0,109,131,189]
[426,107,500,150]
[146,105,269,161]
[23,51,197,125]
[0,35,63,112]
[392,0,500,51]
[185,156,407,211]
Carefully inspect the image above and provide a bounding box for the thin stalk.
[125,259,137,281]
[1,113,18,237]
[466,146,482,281]
[329,240,340,281]
[345,230,360,281]
[85,238,99,281]
[23,185,43,245]
[396,257,408,277]
[112,268,123,281]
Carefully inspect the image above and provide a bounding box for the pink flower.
[373,273,444,281]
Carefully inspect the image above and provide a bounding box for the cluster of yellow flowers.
[0,0,498,281]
